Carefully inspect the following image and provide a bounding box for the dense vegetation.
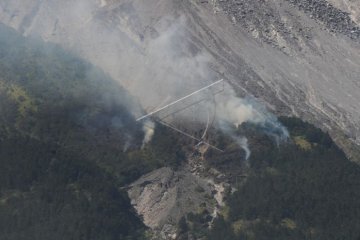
[0,137,146,240]
[201,118,360,240]
[0,24,185,239]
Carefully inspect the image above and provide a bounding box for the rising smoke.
[142,119,155,148]
[120,17,289,151]
[235,136,251,160]
[12,0,289,153]
[215,90,289,159]
[214,88,289,158]
[215,91,289,139]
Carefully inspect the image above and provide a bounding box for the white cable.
[136,79,224,121]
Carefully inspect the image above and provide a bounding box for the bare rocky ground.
[127,152,230,239]
[327,0,360,25]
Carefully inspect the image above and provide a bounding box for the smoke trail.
[216,88,289,142]
[141,119,155,148]
[236,136,251,160]
[123,138,132,152]
[234,136,251,160]
[9,1,289,149]
[215,87,288,159]
[218,120,250,160]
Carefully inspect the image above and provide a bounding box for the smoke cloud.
[9,0,289,150]
[214,88,289,158]
[215,89,289,141]
[104,15,289,149]
[235,136,251,160]
[142,120,155,148]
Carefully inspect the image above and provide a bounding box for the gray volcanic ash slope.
[0,0,359,158]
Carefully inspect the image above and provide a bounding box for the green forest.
[182,118,360,240]
[0,24,184,240]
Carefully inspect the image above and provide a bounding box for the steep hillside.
[182,118,360,240]
[0,0,359,159]
[0,24,186,240]
[1,1,360,240]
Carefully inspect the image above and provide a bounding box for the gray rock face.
[327,0,360,25]
[0,0,359,157]
[127,166,221,239]
[286,0,360,39]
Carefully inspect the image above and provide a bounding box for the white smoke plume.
[213,86,288,159]
[217,117,251,160]
[235,136,251,160]
[118,18,289,148]
[215,88,289,141]
[141,120,155,148]
[12,0,289,149]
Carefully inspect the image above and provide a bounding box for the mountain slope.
[185,118,360,240]
[0,23,184,240]
[0,0,359,159]
[1,1,360,240]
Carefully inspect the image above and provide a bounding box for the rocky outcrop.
[127,160,229,239]
[327,0,360,25]
[286,0,360,39]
